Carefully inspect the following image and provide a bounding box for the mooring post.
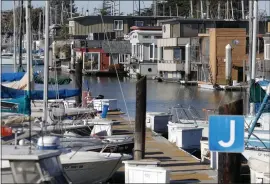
[218,99,243,183]
[185,43,191,81]
[134,76,147,160]
[75,58,83,106]
[225,44,232,86]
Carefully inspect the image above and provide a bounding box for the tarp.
[257,79,270,87]
[1,85,80,100]
[1,96,31,115]
[1,72,25,82]
[249,81,266,103]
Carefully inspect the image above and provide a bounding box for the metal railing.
[158,60,185,64]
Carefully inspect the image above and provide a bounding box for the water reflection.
[2,65,244,120]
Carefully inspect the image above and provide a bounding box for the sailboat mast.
[13,0,17,72]
[38,11,41,41]
[250,0,258,115]
[18,0,23,70]
[26,0,32,92]
[43,0,50,127]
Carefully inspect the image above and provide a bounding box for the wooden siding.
[208,28,264,85]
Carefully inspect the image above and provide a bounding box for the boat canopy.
[1,72,26,82]
[1,85,80,100]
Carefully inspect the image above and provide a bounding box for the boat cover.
[1,72,25,82]
[1,85,80,100]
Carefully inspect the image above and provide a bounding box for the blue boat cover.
[257,79,270,87]
[1,85,80,100]
[1,72,39,82]
[2,96,31,115]
[1,72,25,82]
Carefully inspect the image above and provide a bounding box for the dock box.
[175,127,203,149]
[123,160,170,183]
[146,112,171,133]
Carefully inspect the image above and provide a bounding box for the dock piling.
[75,58,83,106]
[185,43,191,81]
[217,99,243,183]
[134,76,147,160]
[225,44,232,85]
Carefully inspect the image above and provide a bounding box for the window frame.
[113,20,123,31]
[134,21,144,27]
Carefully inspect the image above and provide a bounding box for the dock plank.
[108,114,217,183]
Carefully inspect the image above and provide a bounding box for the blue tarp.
[1,72,39,82]
[1,85,80,100]
[257,79,270,87]
[1,72,25,82]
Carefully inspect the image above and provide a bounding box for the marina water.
[2,64,245,120]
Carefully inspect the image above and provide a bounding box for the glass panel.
[173,48,180,60]
[10,161,42,183]
[91,53,99,70]
[150,45,154,58]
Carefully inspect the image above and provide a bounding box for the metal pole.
[226,0,229,19]
[61,1,64,24]
[70,0,73,18]
[43,0,50,127]
[250,0,258,115]
[0,0,2,76]
[38,12,41,40]
[206,0,210,19]
[169,6,171,17]
[200,0,203,19]
[248,0,253,81]
[13,0,17,72]
[231,0,234,20]
[176,4,179,17]
[241,0,245,19]
[26,0,31,93]
[218,1,221,19]
[18,0,24,69]
[55,5,57,24]
[190,0,193,18]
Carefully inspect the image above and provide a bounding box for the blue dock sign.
[209,115,245,153]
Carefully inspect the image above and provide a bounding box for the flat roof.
[2,145,61,160]
[159,17,250,24]
[130,26,162,30]
[68,15,176,21]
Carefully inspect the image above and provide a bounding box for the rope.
[99,15,133,130]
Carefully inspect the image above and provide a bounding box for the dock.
[108,115,217,183]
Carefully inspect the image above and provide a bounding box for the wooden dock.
[108,115,217,183]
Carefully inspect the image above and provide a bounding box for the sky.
[1,0,270,16]
[1,1,153,15]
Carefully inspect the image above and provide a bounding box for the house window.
[114,20,123,30]
[132,45,136,56]
[150,44,154,59]
[154,36,162,39]
[143,35,150,39]
[134,21,144,27]
[173,48,181,60]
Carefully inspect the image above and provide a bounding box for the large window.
[134,21,144,27]
[114,20,123,30]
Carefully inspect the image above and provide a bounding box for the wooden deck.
[108,115,217,184]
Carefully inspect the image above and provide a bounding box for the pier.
[109,115,217,183]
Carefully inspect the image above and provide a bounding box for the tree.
[50,0,78,25]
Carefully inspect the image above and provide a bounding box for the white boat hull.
[60,151,132,183]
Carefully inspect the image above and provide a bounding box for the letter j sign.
[209,115,245,153]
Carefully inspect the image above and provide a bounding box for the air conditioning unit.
[264,44,270,60]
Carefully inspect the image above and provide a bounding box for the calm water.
[2,65,245,120]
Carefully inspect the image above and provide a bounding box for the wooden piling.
[75,58,83,106]
[217,99,243,183]
[134,76,147,160]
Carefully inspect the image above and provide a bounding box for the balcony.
[157,60,185,72]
